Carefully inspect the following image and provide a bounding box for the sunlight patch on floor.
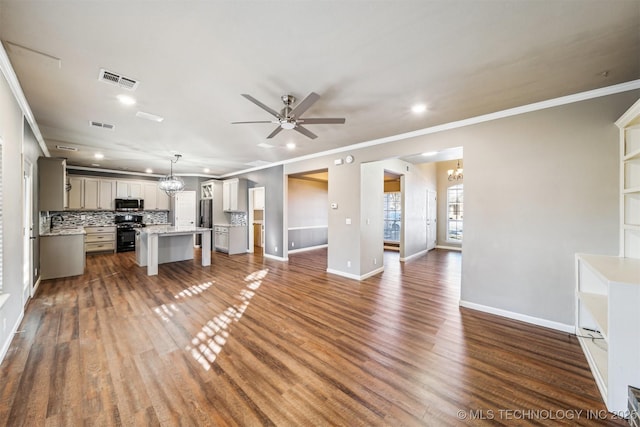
[174,281,214,299]
[186,269,269,371]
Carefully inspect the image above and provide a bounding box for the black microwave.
[115,198,144,211]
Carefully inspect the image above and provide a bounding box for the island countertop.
[140,225,212,235]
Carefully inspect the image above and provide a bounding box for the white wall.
[0,61,26,360]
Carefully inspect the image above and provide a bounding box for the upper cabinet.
[253,187,265,210]
[222,178,247,212]
[65,177,117,210]
[38,157,67,211]
[116,180,142,198]
[142,182,170,210]
[201,180,214,200]
[615,98,640,259]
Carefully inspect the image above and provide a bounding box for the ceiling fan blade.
[297,118,346,125]
[231,120,277,124]
[290,92,320,118]
[241,94,281,118]
[293,124,317,139]
[266,126,283,139]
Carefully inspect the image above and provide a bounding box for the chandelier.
[158,154,185,197]
[448,160,463,181]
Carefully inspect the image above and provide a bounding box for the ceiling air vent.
[98,68,139,91]
[55,145,78,152]
[89,120,115,130]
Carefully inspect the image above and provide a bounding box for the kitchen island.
[136,225,212,276]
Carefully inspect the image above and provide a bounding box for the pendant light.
[447,160,463,181]
[158,154,185,196]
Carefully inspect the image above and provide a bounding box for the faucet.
[50,213,64,231]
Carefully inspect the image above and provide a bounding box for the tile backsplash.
[230,212,247,226]
[41,210,169,232]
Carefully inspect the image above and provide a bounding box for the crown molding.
[0,42,50,157]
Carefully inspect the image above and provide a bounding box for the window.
[383,192,401,242]
[447,184,463,242]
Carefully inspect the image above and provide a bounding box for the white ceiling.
[1,1,638,177]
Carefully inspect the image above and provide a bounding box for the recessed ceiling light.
[411,103,427,114]
[422,151,437,157]
[145,168,153,173]
[203,168,210,173]
[117,94,136,106]
[94,153,104,159]
[286,142,296,150]
[136,111,164,122]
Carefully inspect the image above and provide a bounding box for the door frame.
[23,157,34,303]
[427,189,437,251]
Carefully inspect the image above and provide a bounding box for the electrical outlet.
[291,242,295,247]
[347,261,351,268]
[373,258,377,265]
[274,246,278,252]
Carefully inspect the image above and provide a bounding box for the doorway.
[23,158,34,304]
[248,186,265,254]
[427,189,437,250]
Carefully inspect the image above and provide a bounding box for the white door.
[426,189,437,251]
[174,191,196,227]
[23,159,34,303]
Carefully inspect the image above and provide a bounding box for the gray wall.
[287,177,328,251]
[235,165,285,258]
[23,121,44,284]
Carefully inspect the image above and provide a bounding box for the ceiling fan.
[232,92,345,139]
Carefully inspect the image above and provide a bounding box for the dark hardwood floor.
[0,248,626,426]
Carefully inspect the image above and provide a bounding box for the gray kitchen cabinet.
[40,234,85,279]
[38,157,67,211]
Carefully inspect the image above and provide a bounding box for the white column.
[202,230,211,267]
[147,233,158,275]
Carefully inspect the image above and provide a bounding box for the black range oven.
[115,214,145,252]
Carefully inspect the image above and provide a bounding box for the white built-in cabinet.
[142,182,169,210]
[99,179,116,210]
[66,176,83,209]
[201,180,214,199]
[253,187,265,210]
[222,178,247,212]
[574,98,640,414]
[116,180,143,198]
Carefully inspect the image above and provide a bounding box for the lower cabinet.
[41,234,85,279]
[85,226,116,253]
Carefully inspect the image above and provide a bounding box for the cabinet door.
[222,181,231,211]
[83,178,100,210]
[38,157,67,212]
[67,177,84,209]
[143,183,158,210]
[98,179,115,210]
[254,187,265,210]
[174,191,196,227]
[129,182,143,198]
[116,181,130,198]
[156,187,170,210]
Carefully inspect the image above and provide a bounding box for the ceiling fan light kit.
[232,92,346,139]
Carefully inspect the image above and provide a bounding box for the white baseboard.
[263,253,288,262]
[32,277,41,297]
[459,300,574,333]
[327,266,384,281]
[436,245,462,251]
[0,308,24,365]
[400,248,429,262]
[288,244,328,254]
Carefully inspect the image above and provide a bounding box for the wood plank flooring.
[0,248,627,426]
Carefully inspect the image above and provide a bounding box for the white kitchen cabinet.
[143,183,158,209]
[38,157,67,211]
[83,178,100,210]
[222,178,247,212]
[40,234,85,279]
[66,176,84,210]
[201,180,214,199]
[98,179,116,210]
[116,180,143,198]
[85,226,116,253]
[253,186,265,210]
[156,187,170,210]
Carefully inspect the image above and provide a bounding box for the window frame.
[446,184,463,243]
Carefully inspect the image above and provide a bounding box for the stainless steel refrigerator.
[197,199,213,246]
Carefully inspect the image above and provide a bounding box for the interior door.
[426,189,437,251]
[174,191,196,228]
